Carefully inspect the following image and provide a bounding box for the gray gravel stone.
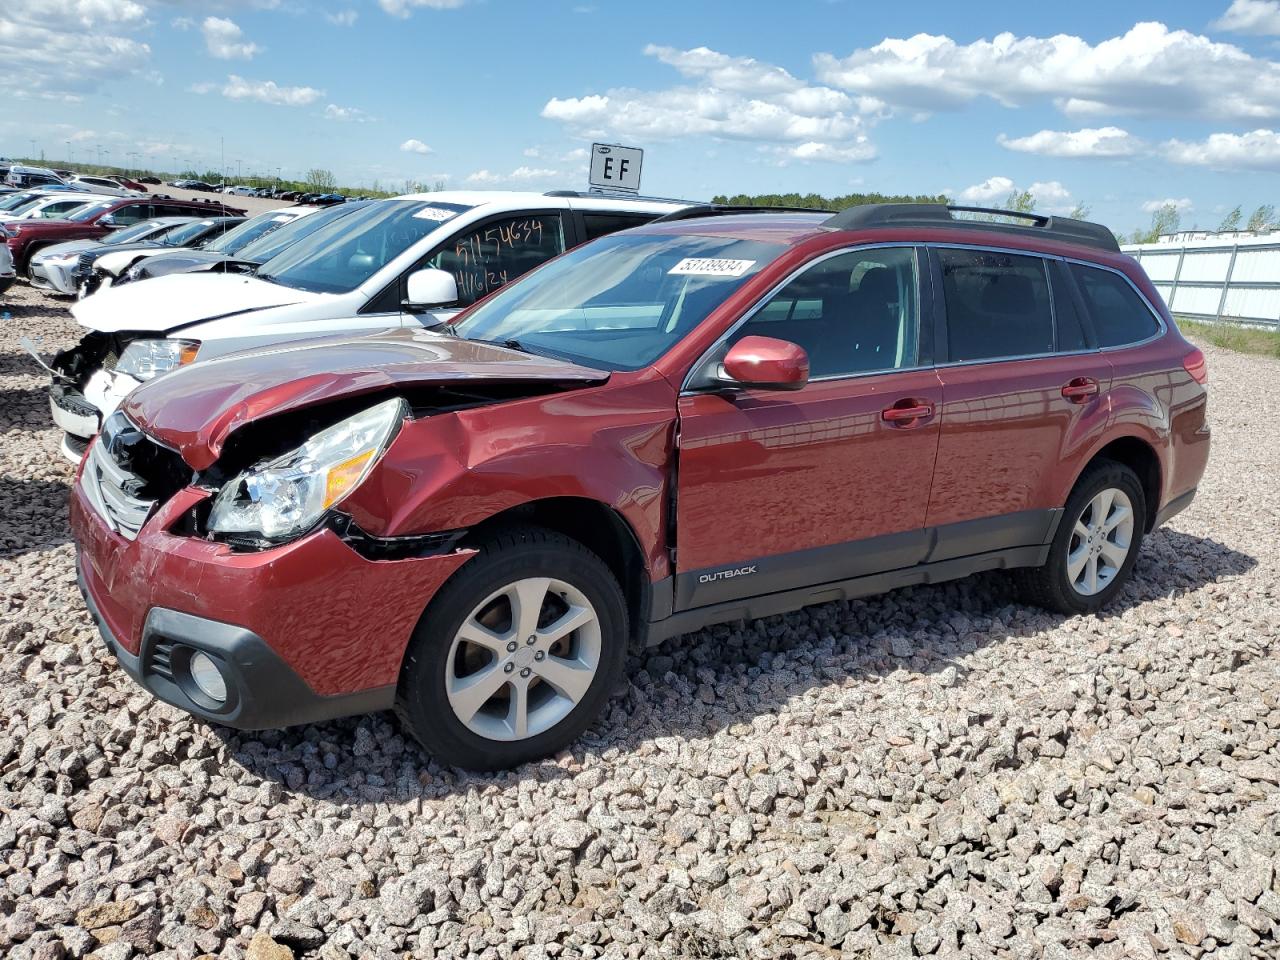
[2,284,1279,958]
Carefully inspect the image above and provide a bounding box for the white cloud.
[1163,129,1280,170]
[814,22,1280,121]
[465,166,560,185]
[400,138,433,154]
[210,75,323,106]
[0,0,152,101]
[767,140,876,164]
[325,8,358,26]
[955,176,1076,214]
[324,103,373,122]
[957,176,1016,205]
[378,0,467,18]
[542,45,872,160]
[1143,197,1193,213]
[201,17,262,60]
[508,165,558,180]
[997,126,1143,158]
[1213,0,1280,35]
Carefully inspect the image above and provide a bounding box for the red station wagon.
[71,204,1210,769]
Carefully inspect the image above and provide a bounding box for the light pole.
[96,144,103,167]
[66,141,72,167]
[29,139,36,161]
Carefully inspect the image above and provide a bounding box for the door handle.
[882,398,935,426]
[1061,377,1099,403]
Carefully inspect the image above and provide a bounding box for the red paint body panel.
[70,480,473,695]
[123,328,607,470]
[927,352,1114,528]
[675,370,944,571]
[341,374,678,580]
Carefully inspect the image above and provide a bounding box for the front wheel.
[1017,459,1146,615]
[396,526,627,770]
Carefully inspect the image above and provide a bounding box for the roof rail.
[649,203,834,224]
[824,203,1119,252]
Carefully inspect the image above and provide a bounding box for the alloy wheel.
[1066,487,1135,596]
[445,577,601,741]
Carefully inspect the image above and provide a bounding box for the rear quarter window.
[1070,264,1160,348]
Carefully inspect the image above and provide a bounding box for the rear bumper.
[71,477,475,729]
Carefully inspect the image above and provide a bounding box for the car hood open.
[70,272,326,333]
[122,328,609,470]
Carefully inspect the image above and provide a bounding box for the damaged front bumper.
[71,476,475,731]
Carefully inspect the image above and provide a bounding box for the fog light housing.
[188,651,228,703]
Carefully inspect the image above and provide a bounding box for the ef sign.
[589,143,643,194]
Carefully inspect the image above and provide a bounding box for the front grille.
[80,412,190,541]
[74,252,95,282]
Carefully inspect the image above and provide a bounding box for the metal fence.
[1122,238,1280,328]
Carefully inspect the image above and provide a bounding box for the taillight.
[1183,348,1208,385]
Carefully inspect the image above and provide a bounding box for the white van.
[47,190,685,460]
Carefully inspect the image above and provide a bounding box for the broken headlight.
[207,397,406,542]
[115,339,200,381]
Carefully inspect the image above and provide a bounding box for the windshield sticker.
[271,215,293,222]
[668,258,756,278]
[413,207,458,222]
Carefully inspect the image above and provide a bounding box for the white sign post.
[589,143,643,194]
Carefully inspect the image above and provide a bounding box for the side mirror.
[98,215,119,229]
[404,268,459,311]
[721,335,809,391]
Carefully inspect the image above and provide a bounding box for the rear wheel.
[395,526,626,770]
[1018,459,1146,615]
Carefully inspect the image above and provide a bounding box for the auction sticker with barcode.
[668,258,755,277]
[413,207,457,221]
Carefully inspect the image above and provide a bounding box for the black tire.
[395,525,627,770]
[0,278,12,297]
[1017,459,1146,615]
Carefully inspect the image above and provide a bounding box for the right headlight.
[208,397,406,543]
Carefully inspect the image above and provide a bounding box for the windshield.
[256,200,471,294]
[235,204,360,264]
[0,192,39,211]
[203,210,295,255]
[161,220,219,246]
[454,233,784,371]
[102,221,169,245]
[67,201,115,222]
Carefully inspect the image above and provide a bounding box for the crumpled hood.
[122,328,609,470]
[71,272,326,333]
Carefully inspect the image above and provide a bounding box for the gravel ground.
[1,281,1277,960]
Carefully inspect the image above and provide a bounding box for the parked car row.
[18,186,1210,770]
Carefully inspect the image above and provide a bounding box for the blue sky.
[4,0,1280,233]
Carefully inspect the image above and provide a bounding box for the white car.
[65,175,142,198]
[28,218,198,296]
[221,185,259,196]
[49,190,686,461]
[0,192,108,223]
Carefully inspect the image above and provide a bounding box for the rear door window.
[1070,264,1160,347]
[428,214,565,306]
[938,249,1054,362]
[1049,260,1092,352]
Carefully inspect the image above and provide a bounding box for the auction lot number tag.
[668,258,756,277]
